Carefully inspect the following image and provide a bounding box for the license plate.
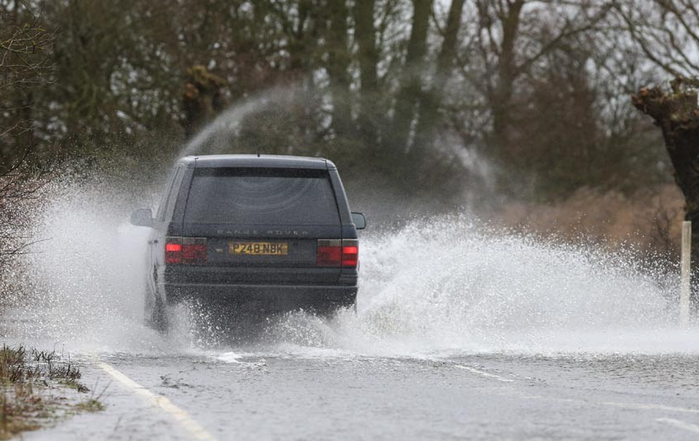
[229,242,288,255]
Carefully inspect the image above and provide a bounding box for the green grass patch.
[75,399,104,413]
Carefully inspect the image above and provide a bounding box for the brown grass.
[0,345,100,439]
[498,184,684,259]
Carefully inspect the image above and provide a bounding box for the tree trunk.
[391,0,433,158]
[326,0,352,136]
[633,77,699,308]
[412,0,466,160]
[490,0,524,156]
[355,0,379,146]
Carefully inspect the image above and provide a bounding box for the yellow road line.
[96,361,217,441]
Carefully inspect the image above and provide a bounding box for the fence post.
[680,221,692,326]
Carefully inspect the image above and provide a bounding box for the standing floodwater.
[3,170,699,441]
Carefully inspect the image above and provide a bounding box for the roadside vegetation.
[0,345,102,440]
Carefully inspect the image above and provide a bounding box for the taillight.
[342,239,359,268]
[317,239,358,268]
[165,237,182,264]
[165,237,207,265]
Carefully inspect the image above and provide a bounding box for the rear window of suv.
[184,168,340,225]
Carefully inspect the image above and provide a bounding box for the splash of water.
[263,218,699,356]
[1,86,694,356]
[180,86,300,157]
[1,177,166,353]
[6,174,696,358]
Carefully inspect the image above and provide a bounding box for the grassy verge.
[0,345,102,439]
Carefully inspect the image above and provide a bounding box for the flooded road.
[5,180,699,440]
[21,347,699,440]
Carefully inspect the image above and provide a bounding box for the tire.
[150,295,169,333]
[144,282,169,333]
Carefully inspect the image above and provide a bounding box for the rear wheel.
[144,284,169,333]
[150,296,169,332]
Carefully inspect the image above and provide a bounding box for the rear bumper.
[163,265,357,286]
[161,283,357,310]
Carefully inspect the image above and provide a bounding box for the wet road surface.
[26,349,699,440]
[11,205,699,440]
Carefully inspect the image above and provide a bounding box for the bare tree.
[0,151,53,265]
[325,0,353,136]
[0,3,54,266]
[632,78,699,280]
[620,0,699,299]
[0,3,53,163]
[411,0,467,161]
[390,0,434,158]
[465,0,612,157]
[355,0,381,146]
[613,0,699,77]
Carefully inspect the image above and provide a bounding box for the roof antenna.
[257,145,261,158]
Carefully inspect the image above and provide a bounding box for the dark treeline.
[1,0,696,208]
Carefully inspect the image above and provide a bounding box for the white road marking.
[522,396,699,418]
[517,393,579,404]
[96,361,217,441]
[495,384,699,421]
[453,364,514,382]
[602,401,699,415]
[656,418,699,434]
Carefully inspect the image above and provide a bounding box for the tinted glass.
[155,166,178,221]
[158,165,184,221]
[184,168,340,225]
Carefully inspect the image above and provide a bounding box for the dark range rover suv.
[131,155,366,329]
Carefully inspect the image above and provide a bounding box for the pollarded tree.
[632,79,699,274]
[620,0,699,281]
